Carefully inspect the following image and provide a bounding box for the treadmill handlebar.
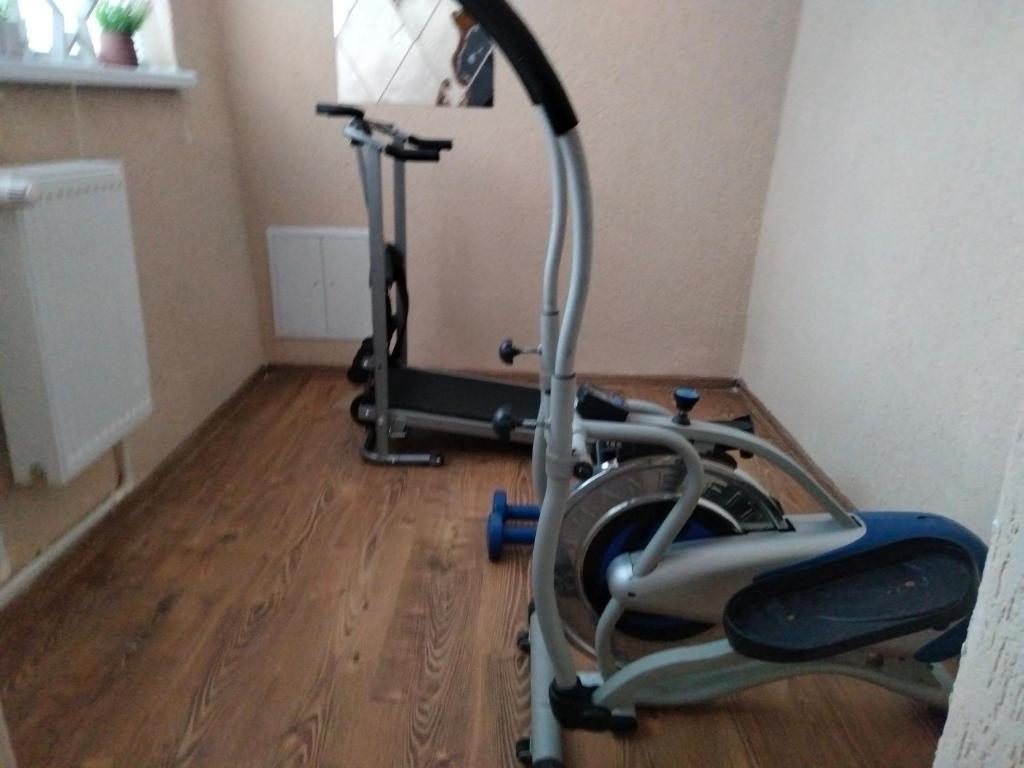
[320,102,452,156]
[385,144,442,163]
[316,102,365,119]
[408,135,454,152]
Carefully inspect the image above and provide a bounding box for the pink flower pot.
[98,31,138,66]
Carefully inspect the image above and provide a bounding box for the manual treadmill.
[318,103,540,466]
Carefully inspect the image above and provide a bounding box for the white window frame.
[0,0,195,90]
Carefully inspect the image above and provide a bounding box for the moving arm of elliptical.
[585,412,856,527]
[576,384,757,466]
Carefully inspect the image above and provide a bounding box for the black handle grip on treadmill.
[385,145,442,162]
[458,0,578,136]
[408,135,454,151]
[316,102,366,119]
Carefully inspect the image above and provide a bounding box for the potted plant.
[0,0,27,60]
[95,0,150,67]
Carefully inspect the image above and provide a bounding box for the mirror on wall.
[333,0,494,108]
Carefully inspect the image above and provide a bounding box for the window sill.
[0,59,197,90]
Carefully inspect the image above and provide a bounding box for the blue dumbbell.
[487,490,541,561]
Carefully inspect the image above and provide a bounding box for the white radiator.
[0,161,152,486]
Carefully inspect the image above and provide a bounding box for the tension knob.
[673,387,701,424]
[498,338,521,365]
[492,404,523,440]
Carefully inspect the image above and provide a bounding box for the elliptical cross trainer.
[452,2,987,766]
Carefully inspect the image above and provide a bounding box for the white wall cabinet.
[268,227,371,340]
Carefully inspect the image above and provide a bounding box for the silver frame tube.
[359,142,394,458]
[532,108,569,502]
[531,129,594,691]
[529,611,564,764]
[578,421,705,676]
[591,639,952,710]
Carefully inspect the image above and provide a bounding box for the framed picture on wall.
[334,0,494,108]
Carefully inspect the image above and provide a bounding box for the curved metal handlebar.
[458,0,577,135]
[318,1,577,134]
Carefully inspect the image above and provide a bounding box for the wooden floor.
[0,369,946,768]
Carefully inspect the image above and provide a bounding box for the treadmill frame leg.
[360,430,443,467]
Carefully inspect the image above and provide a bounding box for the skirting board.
[736,378,854,510]
[0,367,266,612]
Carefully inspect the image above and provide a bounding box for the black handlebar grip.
[408,135,454,151]
[384,145,442,162]
[458,0,578,136]
[316,102,366,119]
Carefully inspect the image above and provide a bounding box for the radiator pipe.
[0,442,134,611]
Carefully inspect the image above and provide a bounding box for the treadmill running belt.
[389,367,541,423]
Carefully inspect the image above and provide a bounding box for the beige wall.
[220,0,801,375]
[0,0,264,580]
[741,1,1024,538]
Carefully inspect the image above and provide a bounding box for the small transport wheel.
[516,629,531,654]
[349,393,372,424]
[515,737,532,766]
[347,338,373,383]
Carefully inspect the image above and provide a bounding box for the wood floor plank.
[0,371,947,767]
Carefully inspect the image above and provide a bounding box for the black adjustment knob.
[492,405,522,440]
[673,387,701,413]
[573,461,594,480]
[498,338,521,365]
[673,387,701,424]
